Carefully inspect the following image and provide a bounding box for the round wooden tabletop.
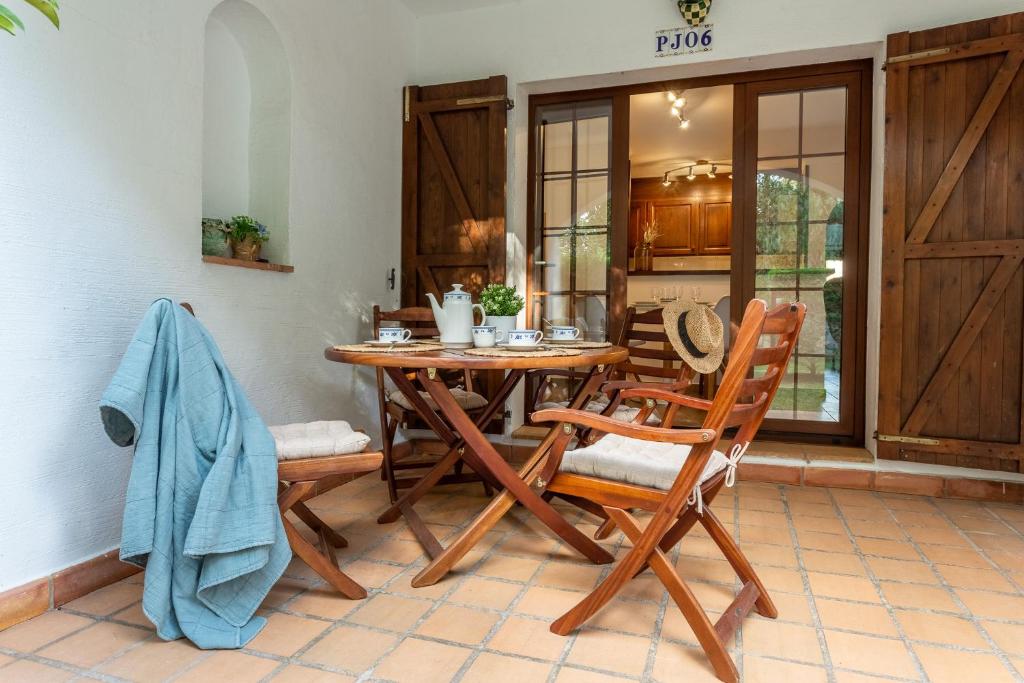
[324,345,630,370]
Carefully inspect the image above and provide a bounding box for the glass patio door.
[531,100,614,342]
[737,68,869,441]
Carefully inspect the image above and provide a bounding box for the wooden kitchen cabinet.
[628,175,732,257]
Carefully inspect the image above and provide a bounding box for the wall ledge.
[202,255,294,273]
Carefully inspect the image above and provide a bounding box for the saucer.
[364,339,417,347]
[543,338,579,344]
[499,344,548,352]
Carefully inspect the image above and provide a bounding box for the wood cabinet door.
[628,201,651,252]
[878,12,1024,473]
[700,201,732,255]
[401,76,508,306]
[650,199,695,256]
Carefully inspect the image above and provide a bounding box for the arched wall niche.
[202,0,292,264]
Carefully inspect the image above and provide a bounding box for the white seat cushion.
[559,433,729,491]
[269,420,372,460]
[389,388,488,412]
[537,399,658,425]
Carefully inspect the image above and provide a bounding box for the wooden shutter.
[878,13,1024,472]
[401,76,508,306]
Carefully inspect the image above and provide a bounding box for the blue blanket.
[100,299,290,649]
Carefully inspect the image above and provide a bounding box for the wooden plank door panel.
[402,76,508,307]
[878,12,1024,472]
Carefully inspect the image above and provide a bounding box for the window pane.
[543,178,571,228]
[577,117,609,170]
[805,155,845,222]
[575,294,608,341]
[758,92,799,158]
[802,87,847,155]
[543,121,572,173]
[576,175,609,226]
[576,229,608,291]
[542,232,571,292]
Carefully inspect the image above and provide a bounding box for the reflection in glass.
[756,88,846,423]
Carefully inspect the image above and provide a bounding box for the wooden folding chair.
[373,305,494,503]
[181,303,383,600]
[532,300,805,682]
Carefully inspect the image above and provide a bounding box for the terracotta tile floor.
[2,476,1024,682]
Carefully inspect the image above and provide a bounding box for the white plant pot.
[487,315,517,344]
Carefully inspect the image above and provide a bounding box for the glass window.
[534,101,612,342]
[756,87,847,423]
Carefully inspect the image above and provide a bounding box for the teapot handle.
[473,304,487,327]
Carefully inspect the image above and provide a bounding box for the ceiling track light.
[661,172,673,187]
[667,90,690,131]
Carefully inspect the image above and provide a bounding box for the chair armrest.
[532,408,716,445]
[619,387,713,412]
[600,379,693,396]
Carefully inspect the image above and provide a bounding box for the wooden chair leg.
[594,518,618,540]
[700,509,778,618]
[607,508,739,683]
[280,515,367,599]
[381,418,400,503]
[292,501,348,548]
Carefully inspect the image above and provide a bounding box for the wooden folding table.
[324,344,629,586]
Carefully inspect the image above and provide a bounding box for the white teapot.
[426,284,486,348]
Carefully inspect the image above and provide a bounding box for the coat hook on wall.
[387,267,396,291]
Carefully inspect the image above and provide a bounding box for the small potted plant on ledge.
[228,215,269,261]
[480,283,525,342]
[634,220,660,272]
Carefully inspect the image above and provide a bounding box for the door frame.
[526,58,872,445]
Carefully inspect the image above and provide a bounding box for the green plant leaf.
[0,4,25,34]
[22,0,58,28]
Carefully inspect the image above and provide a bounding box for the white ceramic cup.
[549,326,581,341]
[379,327,413,343]
[472,326,498,348]
[507,330,544,347]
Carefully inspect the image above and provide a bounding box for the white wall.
[0,0,413,592]
[412,0,1024,443]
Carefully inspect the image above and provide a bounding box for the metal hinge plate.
[876,433,941,446]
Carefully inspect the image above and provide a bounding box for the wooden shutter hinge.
[875,432,940,446]
[454,95,514,110]
[882,47,951,71]
[404,86,411,123]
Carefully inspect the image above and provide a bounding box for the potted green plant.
[479,283,525,342]
[201,218,231,258]
[228,215,269,262]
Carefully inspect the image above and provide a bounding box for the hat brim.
[662,299,726,375]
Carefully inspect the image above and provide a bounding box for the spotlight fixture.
[666,91,689,130]
[661,172,673,187]
[670,105,681,117]
[666,91,677,103]
[686,167,696,181]
[679,118,690,130]
[707,165,718,179]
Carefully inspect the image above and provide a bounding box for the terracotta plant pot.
[231,236,262,262]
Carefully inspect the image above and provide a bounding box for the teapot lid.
[444,284,471,301]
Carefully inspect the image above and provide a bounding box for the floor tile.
[534,561,604,592]
[589,598,661,636]
[448,576,523,611]
[824,630,918,679]
[348,594,433,632]
[175,650,279,682]
[935,564,1017,593]
[372,637,471,683]
[802,550,867,576]
[879,581,962,613]
[743,655,828,683]
[807,572,880,603]
[474,554,543,582]
[863,557,936,584]
[650,640,720,682]
[815,598,899,637]
[246,612,330,657]
[515,585,587,618]
[460,652,552,682]
[99,637,205,681]
[286,586,363,620]
[0,611,94,653]
[568,628,654,677]
[63,580,142,617]
[742,619,823,664]
[0,659,75,681]
[894,609,989,649]
[36,621,150,668]
[554,665,633,682]
[855,538,921,561]
[982,620,1024,657]
[414,604,500,645]
[955,589,1024,621]
[300,624,398,672]
[914,643,1018,683]
[488,615,569,661]
[271,664,356,682]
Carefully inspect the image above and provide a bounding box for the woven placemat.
[463,346,583,358]
[332,342,444,353]
[543,340,613,349]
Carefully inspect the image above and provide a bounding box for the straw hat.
[662,299,725,374]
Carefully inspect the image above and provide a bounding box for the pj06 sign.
[655,24,713,57]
